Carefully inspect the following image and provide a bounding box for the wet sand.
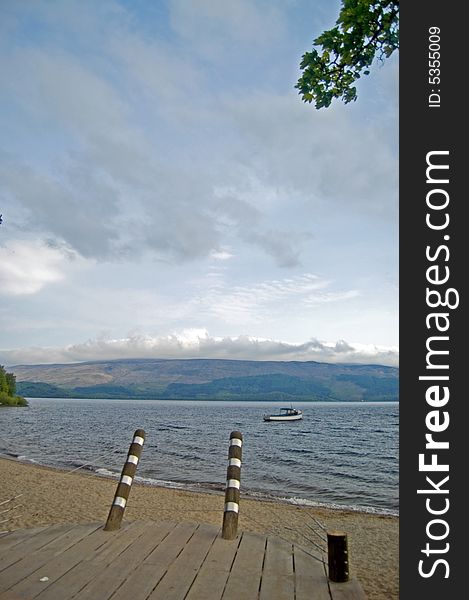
[0,457,398,599]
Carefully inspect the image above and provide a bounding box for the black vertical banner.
[400,1,465,598]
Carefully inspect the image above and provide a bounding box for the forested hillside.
[13,358,398,402]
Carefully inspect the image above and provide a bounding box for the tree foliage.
[296,0,399,109]
[0,365,27,406]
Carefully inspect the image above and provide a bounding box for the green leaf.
[296,0,399,109]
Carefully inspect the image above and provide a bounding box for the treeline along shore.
[0,365,27,406]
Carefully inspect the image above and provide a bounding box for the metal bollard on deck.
[104,428,145,531]
[327,531,350,582]
[222,430,243,540]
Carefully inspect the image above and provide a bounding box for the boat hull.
[263,414,303,422]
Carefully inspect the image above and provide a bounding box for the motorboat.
[263,407,303,422]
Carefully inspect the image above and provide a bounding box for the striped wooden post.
[104,428,145,531]
[222,430,243,540]
[327,531,350,582]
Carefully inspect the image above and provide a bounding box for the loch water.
[0,398,398,515]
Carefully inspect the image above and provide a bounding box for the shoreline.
[1,453,398,518]
[14,397,400,405]
[0,456,398,600]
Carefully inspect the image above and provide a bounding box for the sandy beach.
[0,457,398,599]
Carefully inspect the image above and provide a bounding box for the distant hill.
[13,358,398,402]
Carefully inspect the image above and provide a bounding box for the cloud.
[169,0,286,61]
[109,28,204,110]
[1,162,121,260]
[0,239,75,295]
[0,22,223,263]
[209,249,233,261]
[2,328,398,367]
[224,92,398,219]
[195,273,359,325]
[0,1,398,360]
[240,229,303,268]
[0,0,397,271]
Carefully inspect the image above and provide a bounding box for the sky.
[0,0,398,367]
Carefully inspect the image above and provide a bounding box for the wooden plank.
[0,526,49,553]
[0,524,81,592]
[185,534,240,600]
[0,524,103,600]
[0,524,73,570]
[293,546,331,600]
[30,523,140,600]
[109,563,166,600]
[0,520,369,600]
[75,522,174,600]
[33,560,103,600]
[259,536,294,600]
[222,531,267,600]
[329,579,367,600]
[110,522,197,600]
[147,524,219,600]
[144,522,197,566]
[92,520,148,563]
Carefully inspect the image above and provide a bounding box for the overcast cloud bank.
[2,329,398,368]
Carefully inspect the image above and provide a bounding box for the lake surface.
[0,399,398,515]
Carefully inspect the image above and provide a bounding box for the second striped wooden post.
[104,428,145,531]
[222,430,243,540]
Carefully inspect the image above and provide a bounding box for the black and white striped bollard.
[222,430,243,540]
[104,428,145,531]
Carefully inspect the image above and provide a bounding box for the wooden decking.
[0,521,366,600]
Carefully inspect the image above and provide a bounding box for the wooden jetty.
[0,520,366,600]
[0,429,367,599]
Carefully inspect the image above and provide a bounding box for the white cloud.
[194,273,358,325]
[210,249,233,261]
[1,329,398,367]
[0,240,74,295]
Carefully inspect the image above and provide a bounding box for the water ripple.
[0,398,399,514]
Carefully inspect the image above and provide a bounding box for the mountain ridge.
[13,357,399,402]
